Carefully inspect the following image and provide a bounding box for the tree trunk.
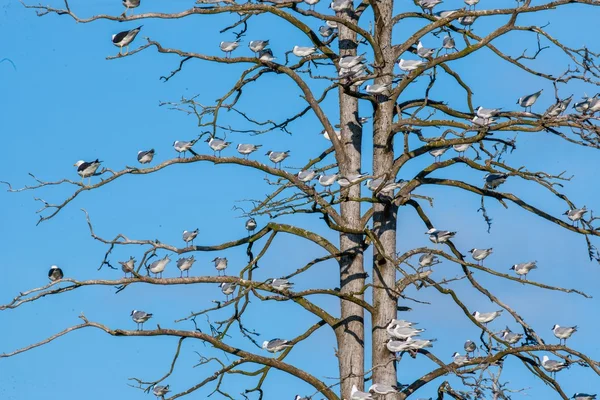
[371,0,399,391]
[335,12,366,400]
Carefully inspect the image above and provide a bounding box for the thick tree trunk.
[336,13,366,400]
[371,0,399,391]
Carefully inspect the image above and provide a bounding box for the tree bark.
[371,0,399,391]
[335,10,366,399]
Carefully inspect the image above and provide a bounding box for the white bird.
[398,58,426,72]
[269,278,294,291]
[458,15,476,29]
[293,45,317,57]
[258,49,276,62]
[220,40,240,57]
[572,394,597,400]
[112,26,142,55]
[429,147,448,163]
[319,25,334,37]
[500,328,523,344]
[173,140,195,157]
[297,170,317,182]
[245,217,257,234]
[326,20,338,28]
[452,143,471,157]
[304,0,320,9]
[351,385,374,400]
[119,256,135,277]
[213,257,228,275]
[365,83,391,95]
[266,150,290,168]
[338,172,368,187]
[386,321,424,339]
[418,253,439,269]
[368,384,400,395]
[152,384,170,399]
[137,149,155,164]
[183,229,199,246]
[417,41,435,58]
[442,36,456,53]
[148,255,170,278]
[339,54,365,69]
[476,106,501,119]
[262,339,293,353]
[464,340,476,355]
[237,143,263,159]
[403,336,436,350]
[386,339,412,353]
[365,178,406,195]
[564,207,587,226]
[469,248,493,265]
[552,324,577,345]
[510,261,537,280]
[484,173,508,189]
[220,282,237,300]
[318,173,339,191]
[425,228,456,245]
[390,319,417,328]
[330,0,352,11]
[544,95,573,118]
[472,310,503,324]
[206,137,232,157]
[48,265,64,281]
[176,256,195,277]
[472,116,495,126]
[418,0,443,13]
[541,355,569,376]
[248,40,269,55]
[517,89,543,112]
[452,352,469,366]
[321,129,341,141]
[131,309,152,330]
[74,159,102,185]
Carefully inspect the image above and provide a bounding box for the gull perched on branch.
[541,355,569,377]
[510,261,537,280]
[452,352,470,366]
[338,172,368,187]
[469,248,493,265]
[183,229,199,246]
[248,40,269,56]
[418,0,443,13]
[112,26,142,55]
[544,95,573,118]
[297,169,317,182]
[368,384,400,395]
[137,149,155,164]
[119,256,135,277]
[339,54,365,69]
[246,217,257,234]
[330,0,352,11]
[320,129,341,141]
[476,106,501,119]
[319,26,334,37]
[426,228,456,245]
[417,41,435,58]
[213,257,228,275]
[266,150,290,168]
[398,58,426,72]
[484,173,508,189]
[564,207,587,226]
[176,256,195,277]
[293,45,317,57]
[517,89,543,112]
[131,309,152,330]
[552,324,577,345]
[304,0,320,9]
[122,0,140,16]
[173,140,195,158]
[351,385,374,400]
[419,253,439,270]
[237,143,262,159]
[269,278,294,290]
[318,173,339,192]
[452,143,471,157]
[258,49,276,62]
[152,384,170,399]
[262,339,293,353]
[429,147,448,163]
[472,310,503,325]
[220,282,236,300]
[74,159,102,185]
[572,394,597,400]
[148,255,170,278]
[220,40,240,58]
[206,137,231,157]
[464,340,476,356]
[48,265,64,281]
[442,36,456,53]
[500,327,523,344]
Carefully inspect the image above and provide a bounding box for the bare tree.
[3,0,600,399]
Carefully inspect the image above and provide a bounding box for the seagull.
[464,0,479,9]
[258,49,276,62]
[573,95,595,114]
[304,0,320,9]
[320,129,341,141]
[544,95,573,118]
[510,261,537,280]
[249,40,269,56]
[246,218,257,234]
[452,143,471,157]
[131,309,152,330]
[418,0,443,13]
[112,26,142,55]
[500,327,523,344]
[122,0,140,16]
[464,340,476,356]
[517,89,543,112]
[152,384,170,399]
[458,15,476,29]
[119,256,135,277]
[176,256,195,277]
[137,149,155,164]
[220,40,240,58]
[266,150,290,168]
[442,36,456,53]
[213,257,228,275]
[398,58,426,72]
[476,106,501,119]
[429,147,448,163]
[318,174,339,191]
[183,229,199,246]
[368,384,400,395]
[564,207,587,226]
[206,137,232,157]
[339,54,365,69]
[472,310,503,324]
[262,339,293,353]
[588,94,600,114]
[319,26,334,37]
[173,140,194,158]
[338,172,368,187]
[472,116,495,126]
[297,169,317,182]
[552,324,577,345]
[403,336,436,350]
[48,265,64,281]
[572,394,597,400]
[365,83,391,95]
[469,248,493,265]
[74,159,102,185]
[452,352,469,366]
[269,278,294,291]
[425,228,456,245]
[390,319,417,328]
[386,338,412,353]
[418,253,439,270]
[386,321,424,339]
[220,282,237,300]
[541,355,569,377]
[148,255,170,278]
[326,20,338,28]
[365,178,406,194]
[484,173,508,189]
[417,41,435,58]
[330,0,352,11]
[293,46,317,57]
[351,385,374,400]
[237,144,262,159]
[295,396,309,400]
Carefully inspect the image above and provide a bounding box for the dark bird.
[48,265,64,281]
[74,159,102,185]
[112,26,143,55]
[137,149,155,164]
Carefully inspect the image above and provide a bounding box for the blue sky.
[1,0,600,399]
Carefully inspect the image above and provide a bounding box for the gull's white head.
[542,355,549,363]
[50,265,59,269]
[262,341,269,349]
[130,309,137,316]
[452,351,460,357]
[112,34,116,40]
[74,160,85,167]
[351,385,358,394]
[552,324,560,330]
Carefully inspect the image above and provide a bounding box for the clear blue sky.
[1,0,600,399]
